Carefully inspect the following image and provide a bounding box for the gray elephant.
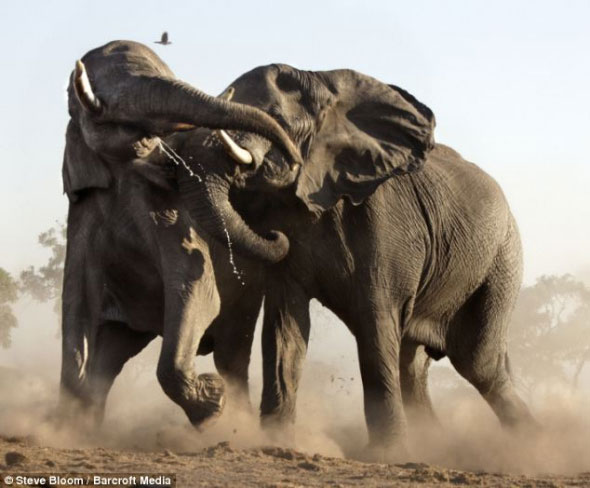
[174,64,536,459]
[59,41,300,428]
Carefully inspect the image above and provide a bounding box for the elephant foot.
[224,382,252,413]
[260,414,296,446]
[405,405,442,436]
[54,394,105,435]
[186,373,226,428]
[505,413,542,440]
[358,440,410,464]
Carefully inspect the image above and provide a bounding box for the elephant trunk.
[111,76,301,166]
[156,365,226,427]
[179,171,289,264]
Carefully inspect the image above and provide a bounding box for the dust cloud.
[1,297,590,476]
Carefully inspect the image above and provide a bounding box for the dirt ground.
[1,435,589,488]
[3,341,590,487]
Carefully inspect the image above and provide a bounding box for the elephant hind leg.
[85,321,155,427]
[451,345,533,429]
[446,251,535,430]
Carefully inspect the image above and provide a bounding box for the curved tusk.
[74,60,102,113]
[215,129,253,165]
[218,86,235,101]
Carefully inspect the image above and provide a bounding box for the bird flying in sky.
[155,32,171,45]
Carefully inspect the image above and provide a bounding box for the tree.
[19,222,66,317]
[509,274,590,393]
[0,268,19,348]
[0,223,67,349]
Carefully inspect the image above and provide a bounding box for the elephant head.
[177,64,435,258]
[62,41,301,255]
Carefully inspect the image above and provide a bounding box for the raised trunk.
[179,171,289,264]
[107,74,293,263]
[111,76,301,165]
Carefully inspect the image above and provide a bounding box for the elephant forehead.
[229,66,279,108]
[228,64,329,148]
[230,64,328,113]
[81,40,174,88]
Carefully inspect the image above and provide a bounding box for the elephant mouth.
[145,121,197,138]
[132,122,198,159]
[132,136,161,158]
[248,152,300,190]
[263,149,301,181]
[226,133,301,190]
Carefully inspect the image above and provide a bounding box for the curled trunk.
[179,171,289,264]
[104,72,294,264]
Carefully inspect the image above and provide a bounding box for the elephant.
[59,41,300,429]
[172,63,537,460]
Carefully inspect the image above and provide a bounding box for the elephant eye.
[100,121,147,139]
[268,104,289,132]
[300,133,314,159]
[276,71,300,93]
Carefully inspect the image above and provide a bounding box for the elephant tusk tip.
[218,86,235,101]
[171,122,197,131]
[215,129,253,165]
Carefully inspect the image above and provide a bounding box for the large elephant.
[59,41,299,428]
[174,64,536,459]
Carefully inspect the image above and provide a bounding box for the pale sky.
[1,0,589,283]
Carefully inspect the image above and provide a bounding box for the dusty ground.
[3,346,590,487]
[1,435,590,488]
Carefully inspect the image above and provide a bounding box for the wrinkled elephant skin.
[178,64,536,460]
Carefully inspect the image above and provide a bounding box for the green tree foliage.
[509,274,590,392]
[0,268,19,348]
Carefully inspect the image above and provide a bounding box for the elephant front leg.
[260,278,310,434]
[211,289,264,410]
[399,339,439,427]
[157,271,223,428]
[59,318,154,430]
[85,321,155,426]
[355,309,408,462]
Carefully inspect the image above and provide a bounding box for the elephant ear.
[62,120,111,202]
[295,70,435,213]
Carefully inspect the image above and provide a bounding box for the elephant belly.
[405,240,502,353]
[105,275,164,334]
[101,242,165,334]
[404,316,447,353]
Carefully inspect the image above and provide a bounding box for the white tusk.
[215,130,253,165]
[76,334,88,380]
[218,86,235,101]
[74,59,102,112]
